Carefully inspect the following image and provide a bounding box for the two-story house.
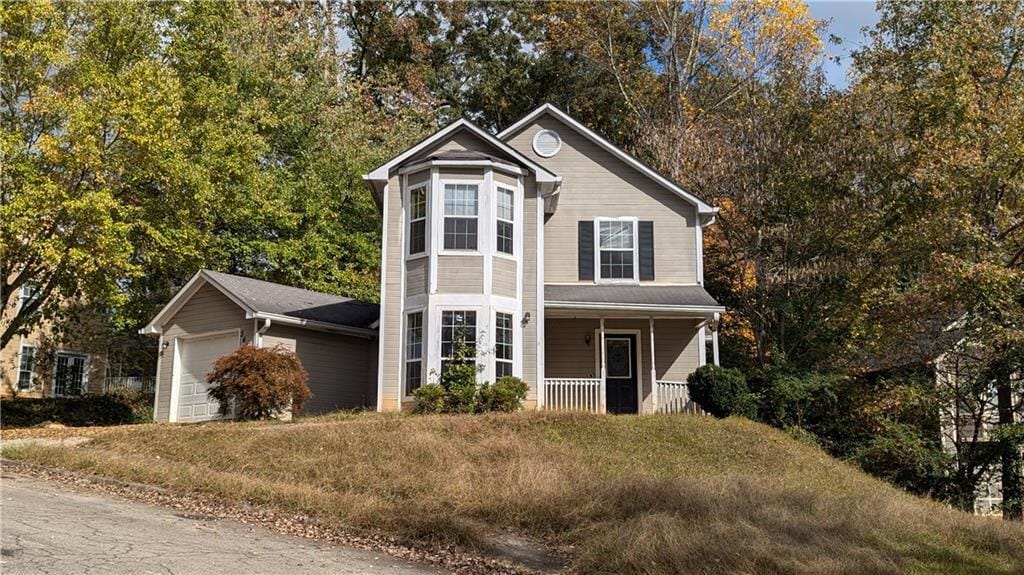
[365,104,724,414]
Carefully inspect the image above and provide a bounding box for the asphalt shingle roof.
[203,270,379,329]
[545,284,722,309]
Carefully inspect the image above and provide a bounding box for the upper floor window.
[408,186,427,255]
[17,344,35,390]
[496,187,514,255]
[405,312,423,394]
[440,310,476,374]
[599,220,635,280]
[443,184,478,250]
[495,312,513,378]
[19,282,40,310]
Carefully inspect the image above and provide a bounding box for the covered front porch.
[541,308,720,415]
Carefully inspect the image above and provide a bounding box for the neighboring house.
[936,340,1024,515]
[363,103,724,414]
[141,270,379,422]
[1,282,107,398]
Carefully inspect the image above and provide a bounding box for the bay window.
[496,187,514,255]
[495,312,513,378]
[405,312,423,394]
[408,186,427,255]
[440,310,477,374]
[443,184,478,250]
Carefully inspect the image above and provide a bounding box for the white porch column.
[712,312,720,366]
[599,317,607,414]
[649,317,657,413]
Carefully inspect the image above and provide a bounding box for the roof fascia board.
[139,270,255,334]
[366,118,558,183]
[544,300,725,314]
[398,159,526,176]
[249,311,378,339]
[498,104,716,214]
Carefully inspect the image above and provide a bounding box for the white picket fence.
[102,376,156,394]
[543,378,604,413]
[655,380,705,415]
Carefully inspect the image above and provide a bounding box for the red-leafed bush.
[207,345,310,420]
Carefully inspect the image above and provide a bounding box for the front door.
[604,335,638,414]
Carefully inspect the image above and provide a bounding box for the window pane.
[444,184,478,216]
[496,220,513,255]
[405,361,422,395]
[410,188,427,219]
[497,188,514,221]
[409,220,426,254]
[599,221,634,249]
[444,217,477,250]
[441,310,477,360]
[600,250,634,279]
[17,346,35,390]
[496,361,513,378]
[406,312,422,360]
[495,313,513,371]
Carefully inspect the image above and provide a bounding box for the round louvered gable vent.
[532,129,562,157]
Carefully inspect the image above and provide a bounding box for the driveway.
[0,474,443,575]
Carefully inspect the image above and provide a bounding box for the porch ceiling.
[544,284,724,318]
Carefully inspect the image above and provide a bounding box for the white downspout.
[255,318,271,348]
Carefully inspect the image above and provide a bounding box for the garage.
[173,331,239,422]
[142,270,379,423]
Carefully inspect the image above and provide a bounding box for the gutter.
[544,301,726,314]
[247,312,378,340]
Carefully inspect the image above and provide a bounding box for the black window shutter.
[578,220,594,281]
[639,221,655,281]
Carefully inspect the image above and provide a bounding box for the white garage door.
[174,332,239,422]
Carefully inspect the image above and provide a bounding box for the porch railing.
[103,376,156,394]
[543,378,604,413]
[655,380,704,415]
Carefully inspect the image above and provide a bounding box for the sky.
[806,1,882,89]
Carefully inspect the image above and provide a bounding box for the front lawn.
[3,412,1023,574]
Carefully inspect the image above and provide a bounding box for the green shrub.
[754,371,839,429]
[478,376,528,412]
[0,393,154,428]
[852,421,949,498]
[686,365,756,418]
[412,384,446,414]
[207,345,311,420]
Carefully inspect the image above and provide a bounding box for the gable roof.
[141,270,379,337]
[364,118,560,185]
[497,104,717,216]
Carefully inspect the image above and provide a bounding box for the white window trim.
[495,185,515,258]
[17,342,36,390]
[594,217,640,284]
[52,350,90,397]
[403,309,425,397]
[437,307,483,379]
[405,181,429,259]
[439,179,484,256]
[18,283,39,312]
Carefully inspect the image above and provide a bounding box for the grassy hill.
[4,412,1023,574]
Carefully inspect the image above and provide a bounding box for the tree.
[207,345,310,420]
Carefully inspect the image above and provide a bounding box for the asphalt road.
[0,475,442,575]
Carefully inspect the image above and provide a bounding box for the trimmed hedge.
[1,390,154,428]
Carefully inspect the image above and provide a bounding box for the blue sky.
[806,1,882,89]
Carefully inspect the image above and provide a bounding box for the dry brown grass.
[4,411,1023,574]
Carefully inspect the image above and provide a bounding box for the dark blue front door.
[605,335,638,414]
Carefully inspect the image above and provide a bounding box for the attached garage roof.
[545,284,723,313]
[203,271,379,329]
[141,270,379,336]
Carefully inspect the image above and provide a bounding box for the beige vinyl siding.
[381,173,404,411]
[544,317,701,412]
[494,171,519,187]
[521,179,538,403]
[438,167,484,181]
[407,168,430,187]
[154,284,251,422]
[493,257,517,298]
[506,115,698,284]
[261,325,377,414]
[436,255,484,293]
[406,258,427,296]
